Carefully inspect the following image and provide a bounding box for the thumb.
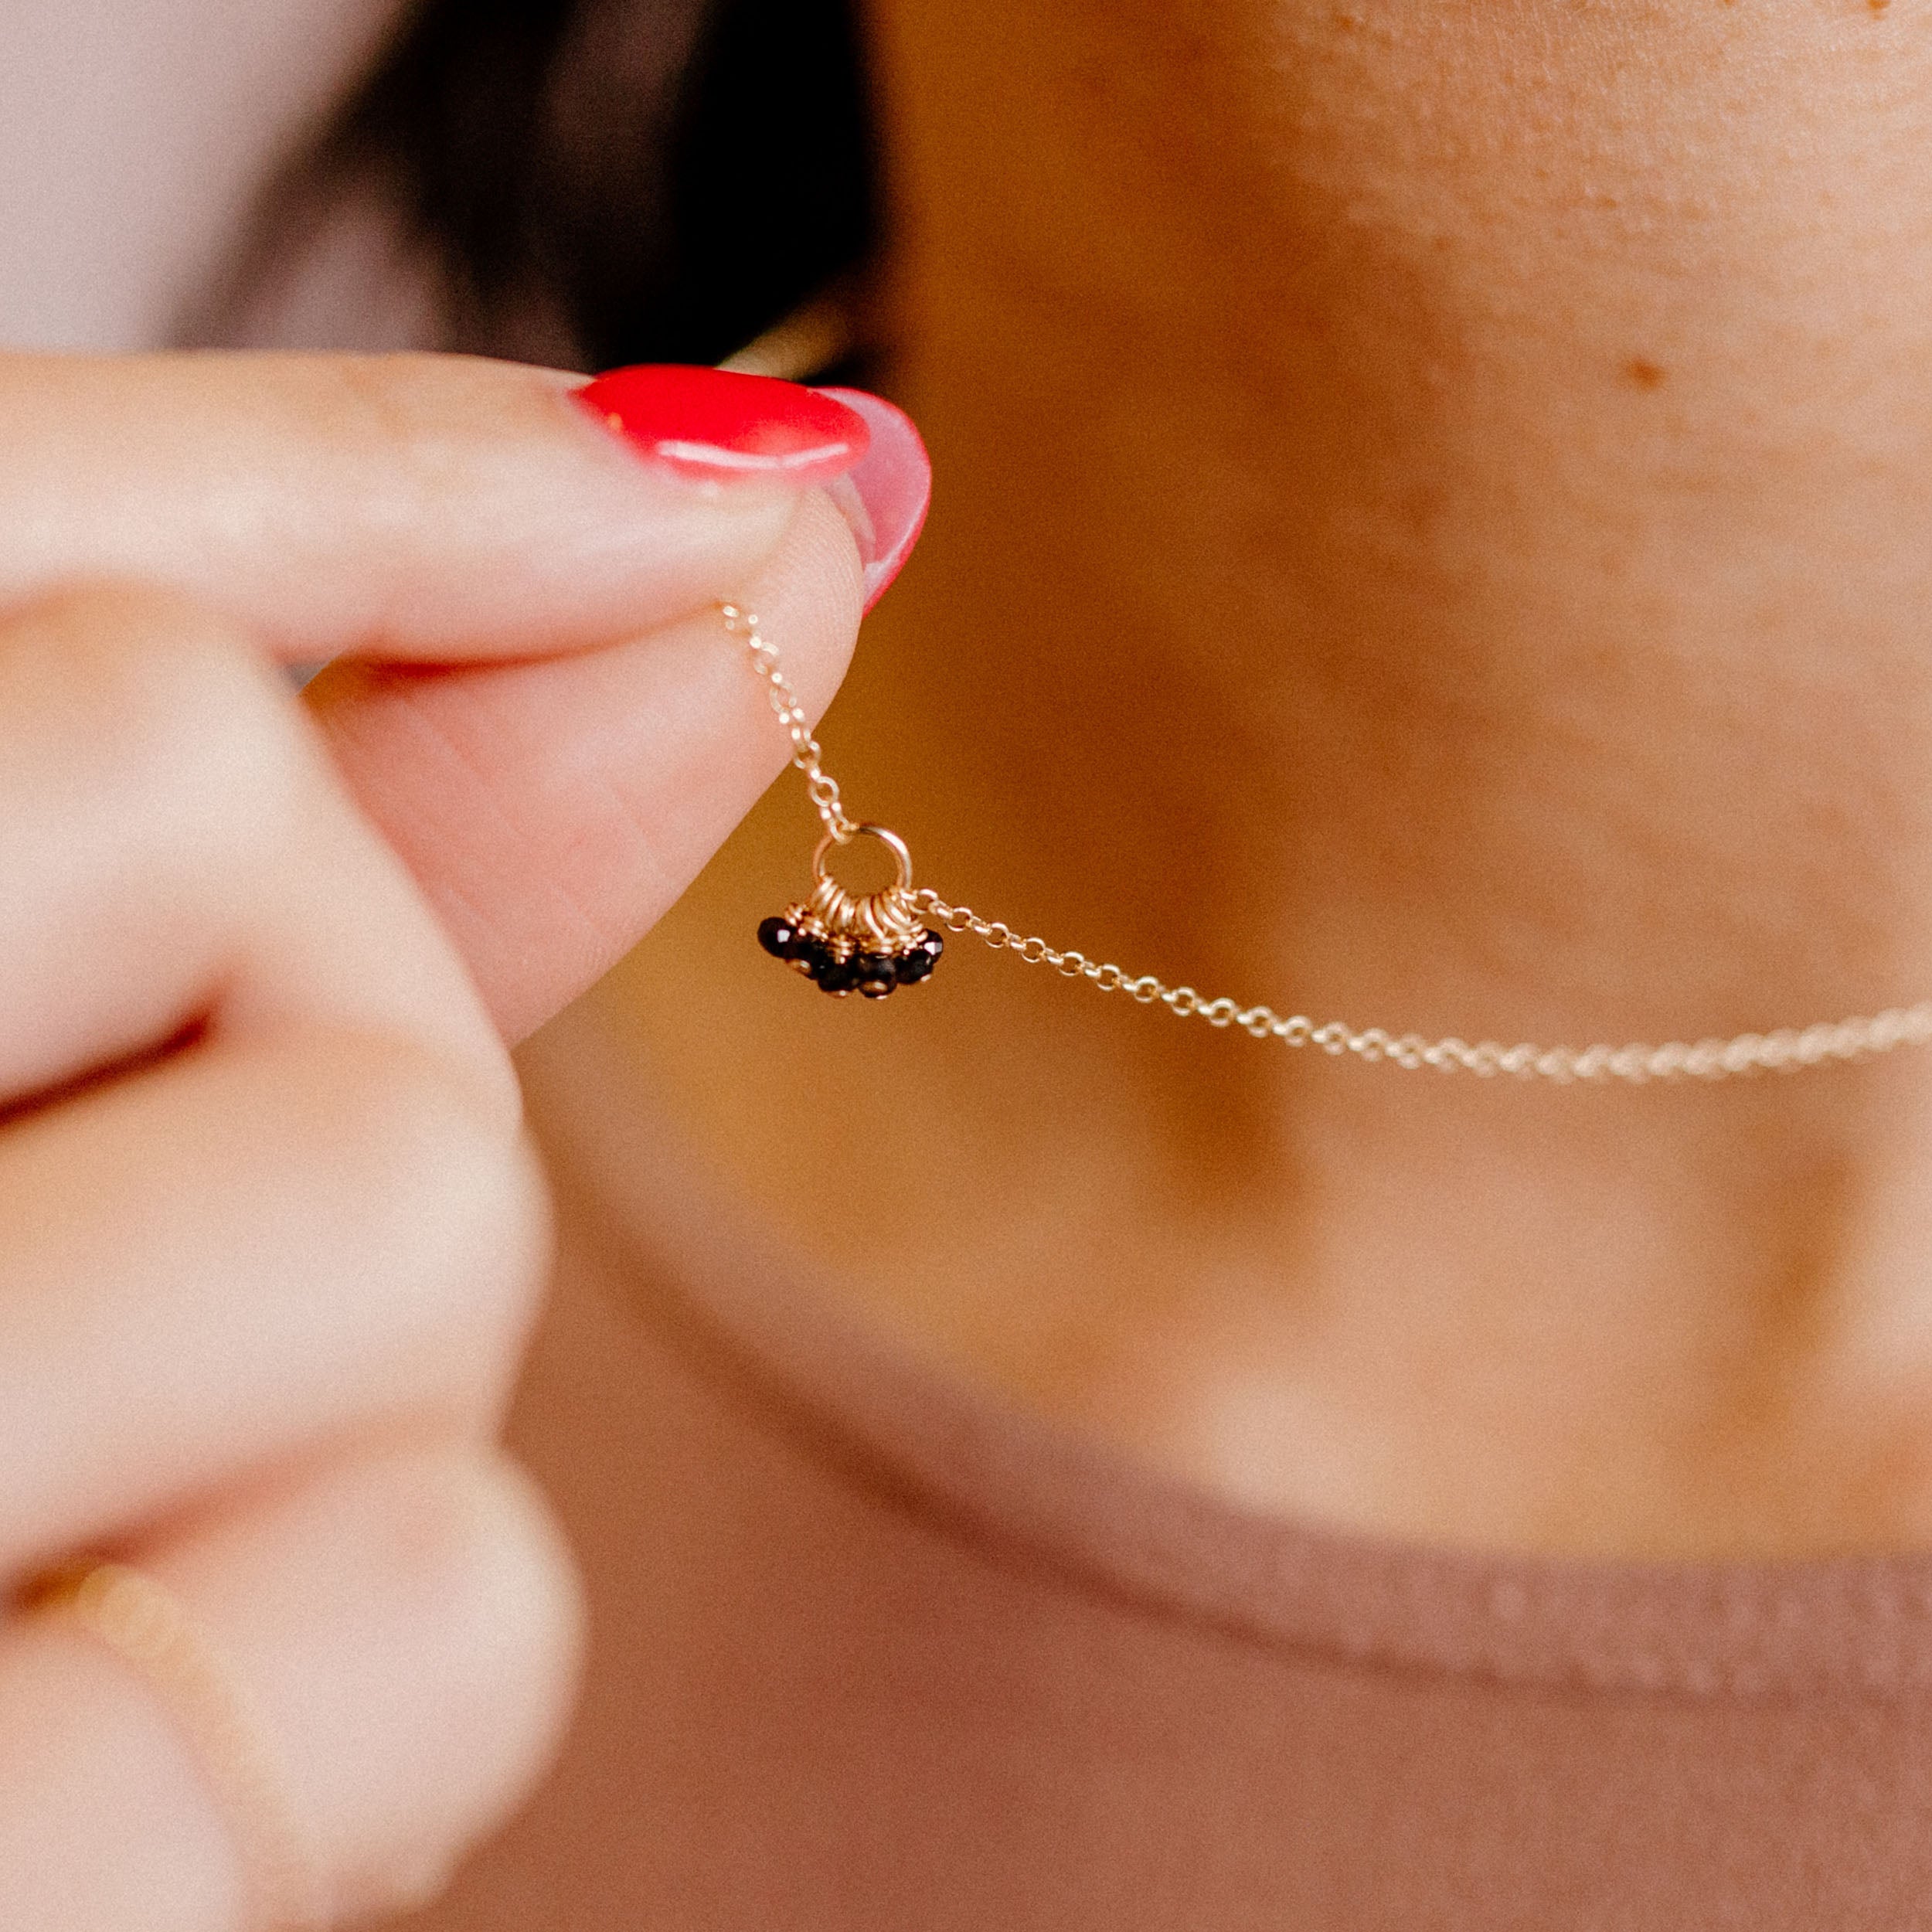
[307,395,930,1042]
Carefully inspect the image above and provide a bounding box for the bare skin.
[15,5,1932,1925]
[607,0,1932,1560]
[0,351,867,1928]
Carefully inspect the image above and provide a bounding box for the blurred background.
[0,0,878,375]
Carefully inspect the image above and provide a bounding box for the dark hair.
[217,0,878,372]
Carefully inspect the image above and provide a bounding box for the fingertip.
[812,388,932,611]
[312,486,869,1046]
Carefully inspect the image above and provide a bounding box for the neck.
[609,2,1932,1556]
[860,0,1932,1071]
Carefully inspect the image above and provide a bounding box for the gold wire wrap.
[728,602,1932,1082]
[808,824,923,948]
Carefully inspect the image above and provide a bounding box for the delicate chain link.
[912,888,1932,1083]
[723,602,855,842]
[730,604,1932,1082]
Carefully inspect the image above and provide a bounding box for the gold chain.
[724,601,858,842]
[724,603,1932,1083]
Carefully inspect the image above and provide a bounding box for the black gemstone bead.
[894,929,944,985]
[795,935,836,982]
[853,953,898,999]
[757,915,804,961]
[814,950,860,995]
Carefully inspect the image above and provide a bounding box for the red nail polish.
[815,388,931,611]
[576,365,871,484]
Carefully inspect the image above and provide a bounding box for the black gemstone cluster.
[758,904,944,1000]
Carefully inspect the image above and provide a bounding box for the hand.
[0,352,924,1928]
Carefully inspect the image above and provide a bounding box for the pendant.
[757,824,944,999]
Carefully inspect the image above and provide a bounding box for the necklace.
[723,601,1932,1086]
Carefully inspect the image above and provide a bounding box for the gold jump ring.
[812,822,914,893]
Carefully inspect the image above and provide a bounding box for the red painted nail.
[575,365,870,485]
[815,388,931,611]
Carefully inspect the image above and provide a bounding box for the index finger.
[0,352,869,662]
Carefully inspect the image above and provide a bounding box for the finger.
[0,587,507,1111]
[307,389,926,1042]
[311,486,867,1040]
[0,1021,549,1583]
[0,352,867,662]
[0,1440,584,1932]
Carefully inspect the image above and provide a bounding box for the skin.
[609,0,1932,1562]
[0,352,864,1927]
[15,3,1932,1927]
